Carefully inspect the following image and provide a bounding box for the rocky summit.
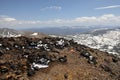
[0,36,120,80]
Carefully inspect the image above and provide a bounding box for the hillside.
[60,28,120,56]
[0,28,22,37]
[0,36,120,80]
[0,28,48,38]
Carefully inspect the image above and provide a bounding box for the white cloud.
[73,14,120,26]
[40,6,62,11]
[0,14,120,28]
[0,16,16,22]
[95,5,120,10]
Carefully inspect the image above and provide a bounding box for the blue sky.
[0,0,120,29]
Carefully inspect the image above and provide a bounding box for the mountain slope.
[61,28,120,55]
[0,28,22,37]
[0,36,119,80]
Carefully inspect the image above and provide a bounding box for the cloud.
[0,14,120,28]
[40,6,62,11]
[72,14,120,26]
[95,5,120,10]
[0,16,16,22]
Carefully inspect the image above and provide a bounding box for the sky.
[0,0,120,29]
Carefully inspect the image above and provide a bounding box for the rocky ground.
[0,36,120,80]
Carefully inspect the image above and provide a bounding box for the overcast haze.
[0,0,120,29]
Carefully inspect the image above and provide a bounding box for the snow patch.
[32,63,48,69]
[56,39,64,46]
[31,33,38,36]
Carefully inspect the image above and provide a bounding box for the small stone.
[10,64,17,70]
[0,66,8,73]
[80,51,91,58]
[58,56,67,63]
[27,69,35,76]
[15,70,22,75]
[100,64,112,73]
[64,73,68,79]
[112,58,118,63]
[88,56,97,64]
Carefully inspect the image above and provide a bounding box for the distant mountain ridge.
[0,28,48,38]
[22,27,103,35]
[22,26,120,35]
[0,28,22,37]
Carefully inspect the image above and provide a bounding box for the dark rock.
[100,64,112,73]
[88,56,97,65]
[36,55,50,65]
[10,64,17,70]
[64,73,68,79]
[27,69,35,76]
[58,56,67,63]
[15,70,22,75]
[80,51,91,58]
[28,42,37,49]
[0,66,8,73]
[80,51,97,64]
[0,50,4,56]
[13,44,22,50]
[104,59,110,63]
[0,52,3,56]
[0,78,5,80]
[112,58,118,63]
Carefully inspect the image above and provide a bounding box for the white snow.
[6,47,10,50]
[32,63,48,69]
[2,33,21,37]
[31,33,38,36]
[0,44,2,46]
[36,41,50,51]
[1,30,22,37]
[89,56,93,60]
[22,46,25,49]
[56,39,64,45]
[108,46,113,50]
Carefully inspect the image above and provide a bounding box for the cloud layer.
[40,6,62,11]
[95,5,120,10]
[0,14,120,28]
